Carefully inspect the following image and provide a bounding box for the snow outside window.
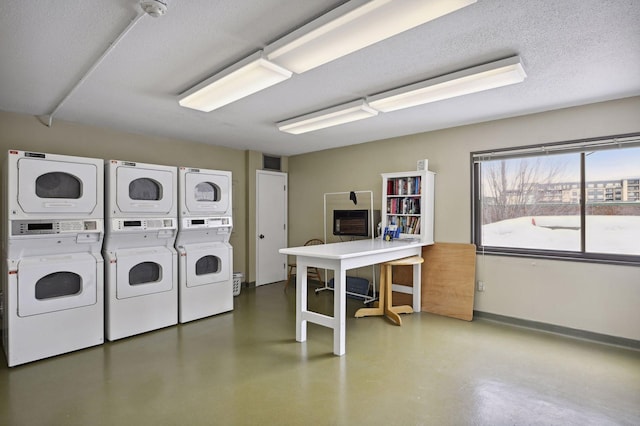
[472,135,640,264]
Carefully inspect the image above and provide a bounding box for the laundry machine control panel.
[111,218,176,231]
[181,216,232,230]
[11,219,103,235]
[176,216,232,246]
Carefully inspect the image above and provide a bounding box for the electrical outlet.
[477,281,485,292]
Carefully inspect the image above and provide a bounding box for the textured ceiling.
[0,0,639,156]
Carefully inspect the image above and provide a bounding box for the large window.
[472,134,640,264]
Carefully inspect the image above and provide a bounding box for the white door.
[256,170,287,286]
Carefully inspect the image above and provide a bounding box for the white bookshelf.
[381,170,435,244]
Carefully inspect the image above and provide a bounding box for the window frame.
[471,133,640,266]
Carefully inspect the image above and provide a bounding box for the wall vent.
[263,154,281,171]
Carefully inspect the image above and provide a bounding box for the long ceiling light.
[266,0,477,73]
[277,56,526,134]
[178,52,292,112]
[368,56,527,112]
[277,100,378,134]
[178,1,476,112]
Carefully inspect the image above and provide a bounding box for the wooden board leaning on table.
[392,242,476,321]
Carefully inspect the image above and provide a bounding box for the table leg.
[383,262,403,326]
[413,261,421,312]
[333,267,347,356]
[296,260,308,343]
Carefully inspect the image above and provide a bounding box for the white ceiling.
[1,0,639,156]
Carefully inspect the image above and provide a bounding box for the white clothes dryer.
[3,232,104,366]
[104,160,178,341]
[103,218,178,340]
[175,217,233,323]
[176,167,233,323]
[106,159,177,219]
[179,167,232,217]
[2,149,104,366]
[5,150,103,221]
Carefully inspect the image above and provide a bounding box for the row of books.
[386,176,422,196]
[386,197,421,215]
[388,216,421,234]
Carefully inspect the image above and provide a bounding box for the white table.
[279,239,424,356]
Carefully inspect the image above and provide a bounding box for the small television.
[333,209,380,237]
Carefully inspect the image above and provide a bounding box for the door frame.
[255,170,288,286]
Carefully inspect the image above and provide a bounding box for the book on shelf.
[387,176,422,196]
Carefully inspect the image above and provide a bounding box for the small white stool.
[355,255,424,326]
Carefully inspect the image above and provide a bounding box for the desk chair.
[354,255,424,325]
[285,239,324,291]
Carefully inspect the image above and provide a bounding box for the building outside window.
[472,134,640,264]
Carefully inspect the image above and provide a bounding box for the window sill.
[475,246,640,267]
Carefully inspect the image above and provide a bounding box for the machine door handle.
[259,234,265,239]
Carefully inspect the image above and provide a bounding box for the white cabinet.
[381,170,435,244]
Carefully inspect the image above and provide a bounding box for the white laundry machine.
[103,160,178,341]
[2,150,104,367]
[176,167,233,323]
[179,167,232,217]
[4,150,103,222]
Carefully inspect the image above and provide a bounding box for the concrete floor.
[1,282,639,425]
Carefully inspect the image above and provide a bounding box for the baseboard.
[473,310,640,350]
[245,279,322,289]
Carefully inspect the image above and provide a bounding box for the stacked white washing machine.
[103,160,178,340]
[176,167,233,323]
[2,150,104,367]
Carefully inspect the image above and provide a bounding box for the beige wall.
[3,97,639,340]
[288,96,640,341]
[0,111,248,275]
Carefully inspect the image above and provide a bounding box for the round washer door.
[17,253,98,317]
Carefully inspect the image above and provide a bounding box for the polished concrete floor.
[1,282,639,425]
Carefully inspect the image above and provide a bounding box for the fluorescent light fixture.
[368,56,527,112]
[277,100,378,134]
[266,0,476,73]
[178,51,292,112]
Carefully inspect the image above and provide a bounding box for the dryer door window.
[194,182,219,202]
[17,253,98,317]
[129,261,162,285]
[36,172,82,199]
[35,272,82,299]
[116,247,174,299]
[115,166,175,214]
[129,178,162,201]
[195,255,220,276]
[184,172,230,215]
[185,244,230,287]
[17,158,98,215]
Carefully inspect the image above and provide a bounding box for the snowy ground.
[482,216,640,255]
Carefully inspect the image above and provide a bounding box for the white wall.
[288,96,640,341]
